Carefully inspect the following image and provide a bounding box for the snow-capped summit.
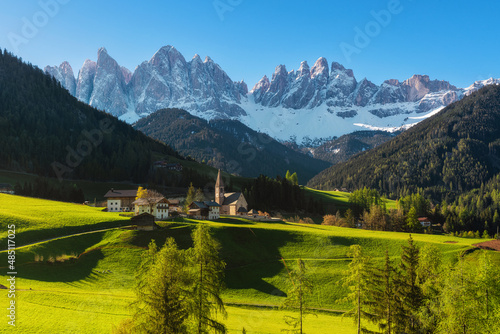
[45,46,500,145]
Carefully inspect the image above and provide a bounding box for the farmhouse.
[215,169,248,215]
[130,213,159,231]
[153,161,183,171]
[188,201,221,220]
[132,197,170,220]
[0,184,14,194]
[418,217,432,228]
[104,189,137,212]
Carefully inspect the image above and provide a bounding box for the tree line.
[13,177,85,203]
[323,187,500,237]
[243,174,324,214]
[342,236,500,333]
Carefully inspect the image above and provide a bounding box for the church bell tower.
[215,169,225,205]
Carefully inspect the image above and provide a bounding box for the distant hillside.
[309,130,397,165]
[0,50,181,183]
[308,85,500,201]
[134,108,330,182]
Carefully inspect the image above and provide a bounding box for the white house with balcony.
[132,197,170,220]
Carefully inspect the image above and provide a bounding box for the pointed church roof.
[215,169,224,189]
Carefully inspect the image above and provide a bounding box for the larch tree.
[190,224,227,334]
[416,244,442,333]
[281,258,314,334]
[369,250,396,334]
[132,239,192,334]
[342,244,376,334]
[393,235,422,334]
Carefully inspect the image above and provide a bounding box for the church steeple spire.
[215,169,225,205]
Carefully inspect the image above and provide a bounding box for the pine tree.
[132,239,191,333]
[369,250,396,334]
[190,224,227,333]
[393,235,422,334]
[416,244,442,333]
[281,259,314,334]
[342,245,376,334]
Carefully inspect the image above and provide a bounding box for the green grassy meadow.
[304,187,397,212]
[0,194,130,247]
[0,194,493,333]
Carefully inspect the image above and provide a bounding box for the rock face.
[251,59,461,114]
[48,46,248,118]
[88,48,130,115]
[45,46,500,143]
[44,61,76,96]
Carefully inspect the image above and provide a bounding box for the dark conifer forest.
[0,50,181,183]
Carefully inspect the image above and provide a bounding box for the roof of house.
[248,209,259,215]
[418,217,431,222]
[104,189,138,198]
[191,201,209,209]
[132,197,169,206]
[167,199,180,205]
[130,213,158,227]
[190,201,221,209]
[223,192,243,206]
[237,207,248,213]
[0,183,12,188]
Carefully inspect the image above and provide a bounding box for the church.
[215,169,248,215]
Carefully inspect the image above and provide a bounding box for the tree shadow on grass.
[213,226,297,297]
[9,220,130,248]
[12,248,105,284]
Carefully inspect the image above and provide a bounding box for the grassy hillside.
[0,194,130,246]
[303,187,397,213]
[0,194,491,333]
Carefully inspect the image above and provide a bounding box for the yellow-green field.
[0,194,130,246]
[0,194,492,333]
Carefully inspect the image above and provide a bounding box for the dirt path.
[472,239,500,251]
[0,226,131,252]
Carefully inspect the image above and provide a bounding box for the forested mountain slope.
[0,50,180,183]
[308,85,500,202]
[134,108,330,182]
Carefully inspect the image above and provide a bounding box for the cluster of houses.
[0,184,14,194]
[105,170,257,229]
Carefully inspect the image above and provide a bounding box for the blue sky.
[0,0,498,88]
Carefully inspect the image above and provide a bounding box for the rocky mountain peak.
[311,57,329,79]
[44,61,77,96]
[297,61,310,77]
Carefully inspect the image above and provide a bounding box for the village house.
[153,161,183,171]
[418,217,432,228]
[132,197,170,220]
[215,169,248,215]
[104,189,137,212]
[0,183,14,194]
[167,199,181,212]
[188,201,221,220]
[130,213,159,231]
